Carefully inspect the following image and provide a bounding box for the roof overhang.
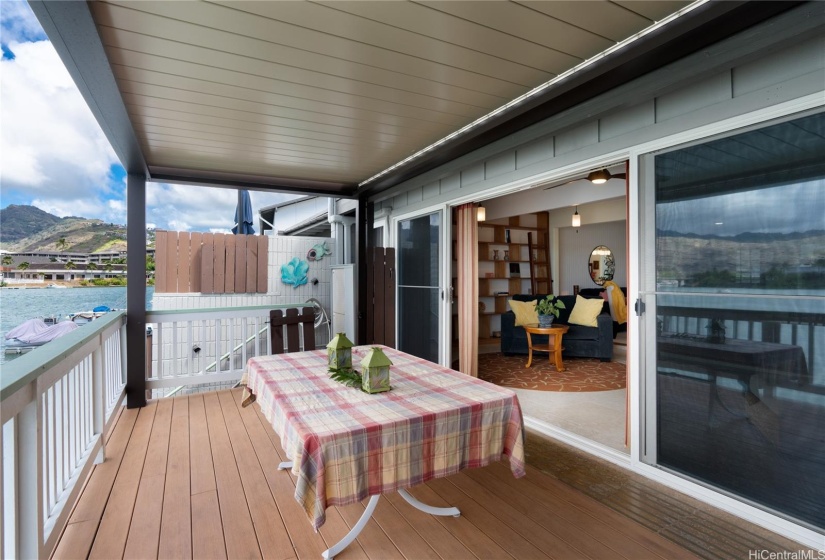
[29,0,802,200]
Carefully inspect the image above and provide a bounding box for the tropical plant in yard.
[19,262,30,271]
[57,237,68,251]
[65,260,77,270]
[1,255,12,266]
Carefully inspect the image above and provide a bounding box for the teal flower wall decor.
[281,257,309,288]
[307,241,331,262]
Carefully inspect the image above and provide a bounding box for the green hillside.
[0,204,62,242]
[0,205,128,253]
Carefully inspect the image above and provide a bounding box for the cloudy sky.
[0,1,297,233]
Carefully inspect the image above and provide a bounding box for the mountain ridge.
[0,205,127,253]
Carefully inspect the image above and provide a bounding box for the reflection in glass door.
[642,111,825,530]
[397,212,442,363]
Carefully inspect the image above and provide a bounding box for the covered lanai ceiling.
[31,0,798,198]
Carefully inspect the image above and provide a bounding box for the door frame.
[390,203,452,367]
[627,92,824,547]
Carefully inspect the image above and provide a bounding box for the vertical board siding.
[256,237,268,294]
[155,232,268,294]
[235,235,247,293]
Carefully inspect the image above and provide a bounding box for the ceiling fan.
[586,169,627,184]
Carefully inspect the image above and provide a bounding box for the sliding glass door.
[396,211,443,363]
[641,111,825,529]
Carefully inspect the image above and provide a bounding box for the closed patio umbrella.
[233,190,255,234]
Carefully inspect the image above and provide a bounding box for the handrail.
[146,302,308,318]
[1,311,127,558]
[1,311,126,403]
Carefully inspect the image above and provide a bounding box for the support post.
[355,198,373,345]
[126,173,147,408]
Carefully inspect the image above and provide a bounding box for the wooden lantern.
[327,332,354,369]
[360,347,392,394]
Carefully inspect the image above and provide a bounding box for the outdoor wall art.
[307,241,331,261]
[281,257,309,288]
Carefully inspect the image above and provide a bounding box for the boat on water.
[45,283,68,288]
[4,306,115,355]
[69,305,113,324]
[4,319,79,355]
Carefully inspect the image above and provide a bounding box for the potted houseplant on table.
[535,295,566,327]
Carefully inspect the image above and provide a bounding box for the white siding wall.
[371,30,823,217]
[150,236,336,385]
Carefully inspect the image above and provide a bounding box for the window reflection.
[653,111,825,529]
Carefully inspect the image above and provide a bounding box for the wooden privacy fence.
[155,231,268,293]
[366,247,396,347]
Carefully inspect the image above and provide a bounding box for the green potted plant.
[535,295,566,327]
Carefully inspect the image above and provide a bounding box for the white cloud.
[0,0,46,44]
[0,39,118,198]
[146,183,299,232]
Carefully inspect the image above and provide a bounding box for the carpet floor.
[478,353,626,392]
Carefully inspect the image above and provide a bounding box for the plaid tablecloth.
[243,345,525,531]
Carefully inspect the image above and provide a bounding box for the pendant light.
[477,204,486,222]
[572,206,581,228]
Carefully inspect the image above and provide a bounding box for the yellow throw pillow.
[509,299,538,327]
[568,295,604,327]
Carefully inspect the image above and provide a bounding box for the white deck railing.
[145,303,309,392]
[1,311,126,559]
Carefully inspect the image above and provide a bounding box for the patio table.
[242,345,525,559]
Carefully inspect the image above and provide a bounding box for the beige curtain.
[456,203,479,376]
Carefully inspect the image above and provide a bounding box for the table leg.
[552,335,564,372]
[398,489,461,517]
[525,331,533,368]
[320,490,460,559]
[322,495,380,560]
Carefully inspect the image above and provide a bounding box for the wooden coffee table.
[523,324,570,371]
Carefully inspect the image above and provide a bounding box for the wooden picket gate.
[154,231,268,293]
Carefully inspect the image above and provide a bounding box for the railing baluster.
[215,319,221,373]
[93,340,105,464]
[17,399,41,560]
[241,317,248,368]
[187,322,193,377]
[229,318,236,374]
[158,323,165,381]
[172,321,179,383]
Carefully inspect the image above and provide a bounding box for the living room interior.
[453,164,630,453]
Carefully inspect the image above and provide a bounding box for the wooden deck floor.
[53,389,698,560]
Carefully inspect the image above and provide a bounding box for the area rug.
[477,353,626,392]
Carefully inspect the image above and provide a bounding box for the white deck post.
[17,398,42,559]
[92,340,105,464]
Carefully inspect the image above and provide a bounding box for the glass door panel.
[397,212,441,363]
[645,111,825,529]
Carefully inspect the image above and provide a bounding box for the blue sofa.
[500,294,614,361]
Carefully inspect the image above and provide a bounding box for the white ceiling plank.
[417,1,613,60]
[209,0,557,83]
[109,63,455,136]
[95,23,509,113]
[514,1,653,43]
[311,0,578,73]
[613,1,693,22]
[106,48,492,120]
[100,0,549,87]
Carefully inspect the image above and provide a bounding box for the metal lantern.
[327,332,354,369]
[360,347,393,394]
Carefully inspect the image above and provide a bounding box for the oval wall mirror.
[588,245,615,286]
